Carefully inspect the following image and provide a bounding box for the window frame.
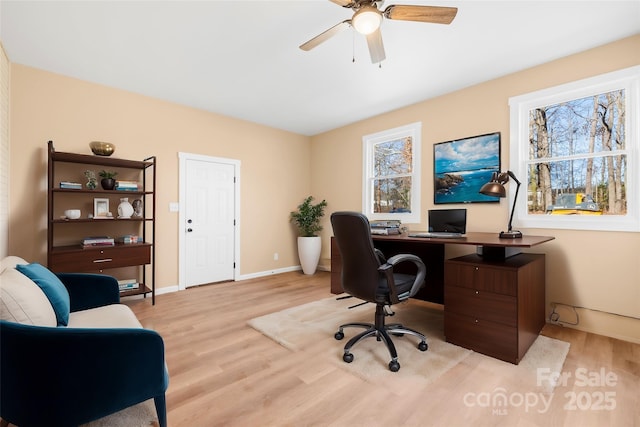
[362,122,422,224]
[509,66,640,232]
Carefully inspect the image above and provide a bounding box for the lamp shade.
[352,6,382,35]
[479,181,506,198]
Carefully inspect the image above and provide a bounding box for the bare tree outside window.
[372,137,413,213]
[527,90,627,216]
[362,122,422,223]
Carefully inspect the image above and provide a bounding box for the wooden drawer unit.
[50,244,152,273]
[444,285,517,327]
[444,253,545,364]
[445,263,517,296]
[445,311,518,362]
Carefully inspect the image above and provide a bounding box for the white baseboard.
[237,265,301,281]
[148,264,330,296]
[156,285,179,295]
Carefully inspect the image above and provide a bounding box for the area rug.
[248,296,570,396]
[80,399,157,427]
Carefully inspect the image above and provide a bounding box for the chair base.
[334,304,428,372]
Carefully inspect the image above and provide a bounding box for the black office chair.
[330,211,429,372]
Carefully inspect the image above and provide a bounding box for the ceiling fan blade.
[384,5,458,24]
[366,28,386,63]
[299,20,351,51]
[330,0,355,7]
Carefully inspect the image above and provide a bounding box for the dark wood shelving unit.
[47,141,157,304]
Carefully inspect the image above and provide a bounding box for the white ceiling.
[2,1,639,136]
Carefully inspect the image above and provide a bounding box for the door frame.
[178,152,241,291]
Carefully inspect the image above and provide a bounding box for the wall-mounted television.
[433,132,501,204]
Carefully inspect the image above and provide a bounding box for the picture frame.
[93,198,111,218]
[434,132,501,204]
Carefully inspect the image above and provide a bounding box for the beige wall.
[311,35,640,343]
[9,64,311,287]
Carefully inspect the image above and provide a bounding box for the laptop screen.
[428,209,467,234]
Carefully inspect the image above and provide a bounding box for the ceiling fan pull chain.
[352,30,356,63]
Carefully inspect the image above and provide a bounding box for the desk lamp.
[479,171,523,239]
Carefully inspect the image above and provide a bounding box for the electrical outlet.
[169,202,179,212]
[273,252,279,261]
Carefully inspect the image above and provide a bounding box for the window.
[363,122,421,224]
[509,66,639,232]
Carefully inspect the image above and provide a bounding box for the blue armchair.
[0,258,168,427]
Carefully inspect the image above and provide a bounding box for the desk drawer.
[50,244,151,272]
[445,285,517,327]
[444,311,518,363]
[444,262,517,296]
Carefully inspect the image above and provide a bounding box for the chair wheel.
[343,352,354,363]
[418,342,428,351]
[334,331,344,340]
[389,360,400,372]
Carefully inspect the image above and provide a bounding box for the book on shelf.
[81,236,115,247]
[115,180,140,191]
[59,181,82,189]
[115,235,142,244]
[81,242,115,248]
[118,279,140,291]
[83,236,113,243]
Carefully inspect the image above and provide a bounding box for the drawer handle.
[475,290,479,295]
[93,258,113,263]
[475,319,479,324]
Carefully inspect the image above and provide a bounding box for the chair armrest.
[56,273,120,312]
[374,248,387,264]
[378,254,426,303]
[0,321,168,426]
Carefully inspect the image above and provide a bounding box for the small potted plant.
[99,170,118,190]
[290,196,328,275]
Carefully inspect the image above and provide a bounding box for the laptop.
[409,208,467,238]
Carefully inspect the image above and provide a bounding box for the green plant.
[98,170,118,179]
[290,196,328,237]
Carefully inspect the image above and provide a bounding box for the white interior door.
[183,157,236,287]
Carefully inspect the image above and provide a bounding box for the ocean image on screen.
[434,133,501,204]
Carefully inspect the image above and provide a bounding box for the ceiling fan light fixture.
[352,5,382,35]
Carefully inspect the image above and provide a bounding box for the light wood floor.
[121,272,638,426]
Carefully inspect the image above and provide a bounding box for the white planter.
[297,236,321,275]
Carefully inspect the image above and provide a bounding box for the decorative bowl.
[64,209,81,220]
[89,141,115,156]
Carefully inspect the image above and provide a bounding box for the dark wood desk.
[330,232,554,303]
[330,232,554,364]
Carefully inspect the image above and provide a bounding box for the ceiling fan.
[299,0,458,64]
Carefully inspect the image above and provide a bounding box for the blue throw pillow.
[16,263,70,326]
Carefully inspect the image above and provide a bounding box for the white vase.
[297,236,321,275]
[117,198,134,219]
